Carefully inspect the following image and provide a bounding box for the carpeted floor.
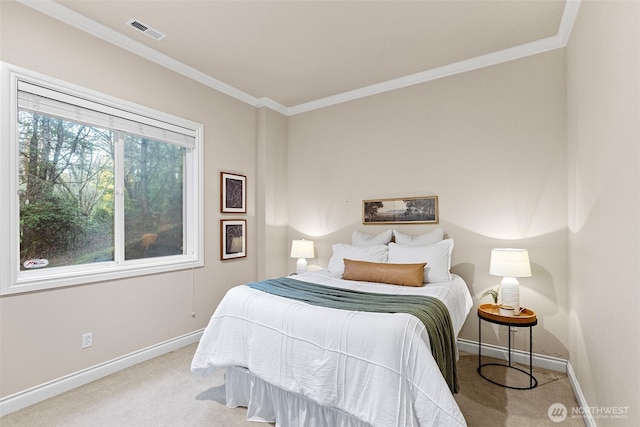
[1,344,584,426]
[454,353,584,426]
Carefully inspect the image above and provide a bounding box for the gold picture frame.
[363,196,438,224]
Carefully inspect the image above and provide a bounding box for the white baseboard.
[566,362,595,427]
[457,338,568,373]
[0,329,204,417]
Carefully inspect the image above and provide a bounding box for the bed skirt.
[225,366,372,427]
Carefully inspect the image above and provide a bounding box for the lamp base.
[296,258,308,275]
[500,277,520,310]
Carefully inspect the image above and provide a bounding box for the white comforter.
[191,270,473,427]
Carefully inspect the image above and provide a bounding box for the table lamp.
[290,239,314,274]
[489,248,531,310]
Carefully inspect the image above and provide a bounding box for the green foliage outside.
[18,110,184,269]
[20,192,80,258]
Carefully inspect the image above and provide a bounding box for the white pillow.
[351,229,393,246]
[393,228,444,246]
[387,239,453,283]
[328,244,389,274]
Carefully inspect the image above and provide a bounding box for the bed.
[192,233,473,426]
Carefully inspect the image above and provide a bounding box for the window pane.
[7,68,202,295]
[123,135,185,260]
[18,111,115,270]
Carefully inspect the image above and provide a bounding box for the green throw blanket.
[247,277,459,393]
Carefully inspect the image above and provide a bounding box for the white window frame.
[0,62,204,295]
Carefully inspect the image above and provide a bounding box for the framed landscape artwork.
[363,196,439,224]
[221,219,246,260]
[220,172,246,213]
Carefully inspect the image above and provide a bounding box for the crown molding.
[289,0,582,115]
[256,97,289,116]
[557,0,582,45]
[17,0,263,109]
[18,0,581,117]
[287,35,564,115]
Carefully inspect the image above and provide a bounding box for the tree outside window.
[1,64,203,294]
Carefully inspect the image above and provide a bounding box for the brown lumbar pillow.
[341,258,426,287]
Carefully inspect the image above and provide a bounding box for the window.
[1,63,203,294]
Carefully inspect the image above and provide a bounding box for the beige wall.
[287,50,570,358]
[0,1,260,397]
[257,107,289,279]
[567,1,640,423]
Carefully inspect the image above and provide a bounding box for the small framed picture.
[221,172,246,213]
[221,219,246,260]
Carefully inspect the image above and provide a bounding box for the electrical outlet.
[82,332,93,349]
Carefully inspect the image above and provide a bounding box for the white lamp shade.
[290,239,314,259]
[489,248,531,278]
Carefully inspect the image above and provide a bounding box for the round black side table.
[477,304,538,390]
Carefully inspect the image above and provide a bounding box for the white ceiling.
[20,0,579,115]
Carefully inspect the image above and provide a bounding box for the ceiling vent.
[126,18,166,41]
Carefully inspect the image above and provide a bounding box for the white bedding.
[191,270,473,427]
